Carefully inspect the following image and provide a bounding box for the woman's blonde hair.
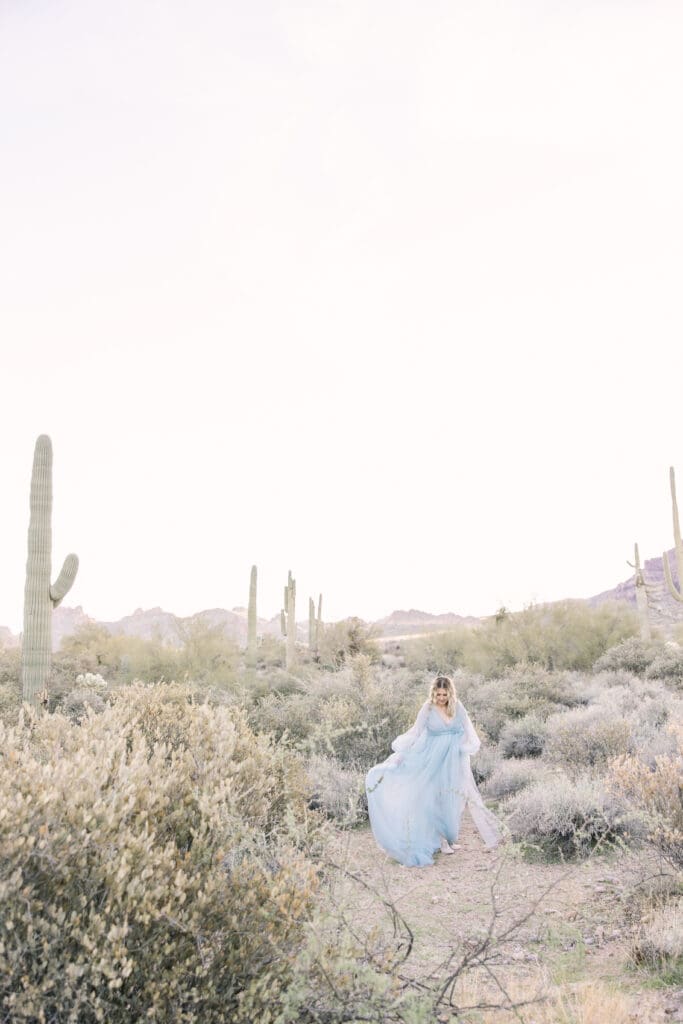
[429,675,457,718]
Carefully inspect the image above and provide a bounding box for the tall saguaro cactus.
[246,565,258,666]
[281,570,296,670]
[628,543,651,640]
[663,466,683,604]
[308,593,323,656]
[21,435,79,705]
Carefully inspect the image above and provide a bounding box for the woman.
[365,675,501,867]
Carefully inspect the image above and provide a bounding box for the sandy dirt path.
[324,814,683,1022]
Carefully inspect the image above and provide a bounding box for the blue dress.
[366,700,500,867]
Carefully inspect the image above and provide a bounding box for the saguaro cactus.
[663,466,683,604]
[21,435,79,705]
[308,593,323,656]
[280,570,296,670]
[628,543,651,640]
[247,565,257,666]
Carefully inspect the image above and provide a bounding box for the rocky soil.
[327,815,683,1022]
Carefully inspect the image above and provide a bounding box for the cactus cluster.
[21,435,79,705]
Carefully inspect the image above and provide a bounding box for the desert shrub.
[484,758,544,800]
[544,705,634,772]
[504,773,636,859]
[0,647,21,726]
[0,644,20,687]
[316,618,382,670]
[250,662,430,771]
[593,637,664,675]
[0,684,21,726]
[402,626,473,673]
[609,720,683,867]
[58,687,107,723]
[464,667,583,742]
[462,600,638,677]
[307,754,367,827]
[75,670,108,688]
[470,743,500,786]
[631,898,683,981]
[51,621,244,690]
[0,685,321,1023]
[499,713,548,758]
[645,644,683,683]
[253,632,286,668]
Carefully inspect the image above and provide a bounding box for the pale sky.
[1,0,682,634]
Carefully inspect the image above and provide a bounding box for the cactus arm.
[663,549,683,603]
[50,553,79,608]
[671,467,683,589]
[281,571,297,669]
[631,543,651,638]
[247,565,257,665]
[663,467,683,603]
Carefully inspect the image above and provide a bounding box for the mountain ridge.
[1,548,681,650]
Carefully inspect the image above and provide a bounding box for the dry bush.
[470,743,500,786]
[608,718,683,867]
[464,668,583,742]
[543,706,634,773]
[484,758,546,801]
[316,618,382,670]
[499,713,548,759]
[306,754,367,827]
[504,773,636,859]
[452,975,632,1024]
[646,644,683,683]
[552,980,633,1024]
[0,685,320,1023]
[58,687,107,723]
[250,661,430,770]
[593,636,664,675]
[631,897,683,982]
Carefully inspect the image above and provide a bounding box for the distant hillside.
[587,546,683,633]
[1,549,681,650]
[373,609,481,638]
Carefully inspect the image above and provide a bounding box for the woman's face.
[434,686,449,705]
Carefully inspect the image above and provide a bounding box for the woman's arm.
[458,701,482,755]
[391,700,431,754]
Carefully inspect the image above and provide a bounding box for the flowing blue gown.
[366,700,500,867]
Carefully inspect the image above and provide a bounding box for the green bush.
[0,685,320,1023]
[462,600,638,677]
[316,618,382,670]
[402,627,473,674]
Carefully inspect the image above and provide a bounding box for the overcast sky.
[1,0,682,634]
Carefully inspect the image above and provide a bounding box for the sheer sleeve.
[458,701,482,756]
[391,700,431,754]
